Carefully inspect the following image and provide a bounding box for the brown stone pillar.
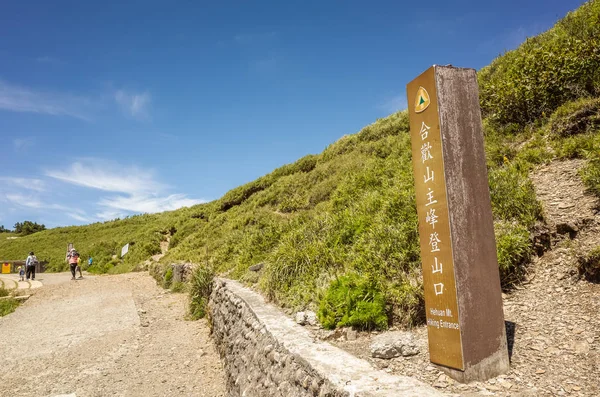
[407,65,510,382]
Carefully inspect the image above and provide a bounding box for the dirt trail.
[0,272,225,397]
[330,159,600,396]
[151,236,170,263]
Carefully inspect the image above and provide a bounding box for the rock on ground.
[370,331,419,359]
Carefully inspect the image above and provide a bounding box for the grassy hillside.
[1,0,599,329]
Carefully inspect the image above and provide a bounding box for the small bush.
[171,281,186,293]
[581,158,600,197]
[0,287,9,297]
[189,265,215,320]
[385,274,425,327]
[317,273,388,330]
[489,164,543,227]
[0,298,19,317]
[261,215,336,303]
[495,221,532,288]
[163,267,173,289]
[578,245,600,281]
[553,133,596,159]
[548,98,600,137]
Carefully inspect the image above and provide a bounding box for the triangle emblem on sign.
[415,86,431,113]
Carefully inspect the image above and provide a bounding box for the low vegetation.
[0,299,19,317]
[478,0,600,126]
[0,287,19,317]
[1,1,599,329]
[188,265,215,320]
[578,246,600,282]
[318,273,388,330]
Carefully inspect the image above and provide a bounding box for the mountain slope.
[1,0,599,329]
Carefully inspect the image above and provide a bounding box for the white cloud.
[100,194,204,214]
[46,160,204,218]
[96,210,128,221]
[4,193,44,209]
[45,161,163,195]
[380,95,407,113]
[0,80,92,120]
[115,90,151,120]
[0,177,45,192]
[68,213,95,223]
[2,193,75,212]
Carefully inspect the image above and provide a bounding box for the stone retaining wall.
[209,278,443,397]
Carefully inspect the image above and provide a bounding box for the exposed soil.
[326,159,600,396]
[0,272,226,397]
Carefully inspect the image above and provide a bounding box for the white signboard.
[121,243,129,258]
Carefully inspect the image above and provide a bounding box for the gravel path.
[0,272,226,397]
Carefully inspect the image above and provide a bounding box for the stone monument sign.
[407,65,510,382]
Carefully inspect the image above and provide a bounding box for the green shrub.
[489,164,543,227]
[163,267,173,289]
[578,246,600,281]
[553,133,596,159]
[548,98,600,137]
[0,298,19,317]
[485,135,518,167]
[495,221,532,288]
[479,0,600,126]
[0,287,9,297]
[189,265,215,320]
[513,133,553,167]
[171,281,186,293]
[318,273,388,330]
[385,274,425,327]
[581,158,600,197]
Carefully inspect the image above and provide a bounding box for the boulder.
[305,311,318,326]
[556,222,578,238]
[295,312,306,325]
[370,331,419,359]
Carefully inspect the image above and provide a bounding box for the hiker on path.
[25,251,37,281]
[18,265,25,281]
[67,249,80,280]
[75,255,83,279]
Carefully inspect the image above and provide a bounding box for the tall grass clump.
[189,265,216,320]
[0,298,19,317]
[494,221,532,288]
[318,273,388,330]
[581,159,600,197]
[488,164,543,228]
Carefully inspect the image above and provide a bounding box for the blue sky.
[0,0,584,228]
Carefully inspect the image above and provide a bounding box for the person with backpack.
[25,251,38,281]
[67,248,80,280]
